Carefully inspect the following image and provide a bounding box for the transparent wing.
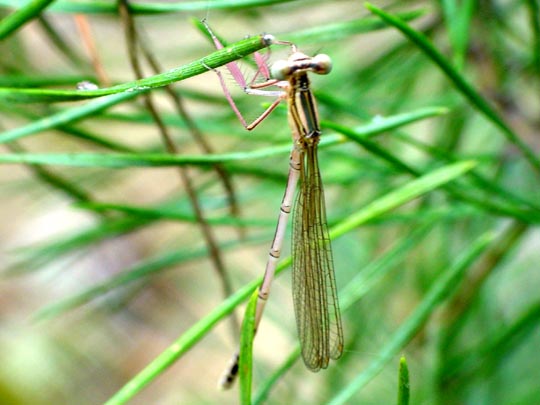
[292,144,343,371]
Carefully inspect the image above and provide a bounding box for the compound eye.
[270,60,292,80]
[311,54,332,75]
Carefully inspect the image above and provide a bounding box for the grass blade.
[0,0,55,39]
[329,231,496,405]
[285,10,426,43]
[365,2,540,174]
[239,289,258,405]
[397,356,410,405]
[0,34,270,103]
[441,0,475,69]
[0,0,297,14]
[0,106,448,163]
[330,160,476,238]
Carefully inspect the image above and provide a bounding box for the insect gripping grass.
[203,24,343,387]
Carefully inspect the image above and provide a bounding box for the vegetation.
[1,1,539,404]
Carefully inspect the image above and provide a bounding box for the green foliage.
[397,356,410,405]
[1,1,539,404]
[239,289,258,404]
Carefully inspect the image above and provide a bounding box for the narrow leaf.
[0,0,296,14]
[239,289,258,405]
[329,231,495,404]
[365,2,540,174]
[0,34,270,103]
[0,0,55,39]
[330,160,477,238]
[397,356,410,405]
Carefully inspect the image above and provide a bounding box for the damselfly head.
[270,53,333,80]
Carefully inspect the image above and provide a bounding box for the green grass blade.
[392,132,540,211]
[78,201,274,227]
[0,0,55,39]
[0,92,139,143]
[526,0,540,74]
[0,34,269,103]
[284,10,426,44]
[0,143,294,167]
[329,231,496,405]
[0,106,448,166]
[397,356,410,405]
[322,106,448,136]
[0,74,92,87]
[331,123,540,223]
[239,289,258,405]
[0,100,138,149]
[441,0,475,69]
[365,2,540,174]
[340,223,433,310]
[330,160,477,238]
[0,0,296,14]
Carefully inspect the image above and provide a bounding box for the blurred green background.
[1,1,539,404]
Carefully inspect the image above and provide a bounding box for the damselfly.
[204,24,343,386]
